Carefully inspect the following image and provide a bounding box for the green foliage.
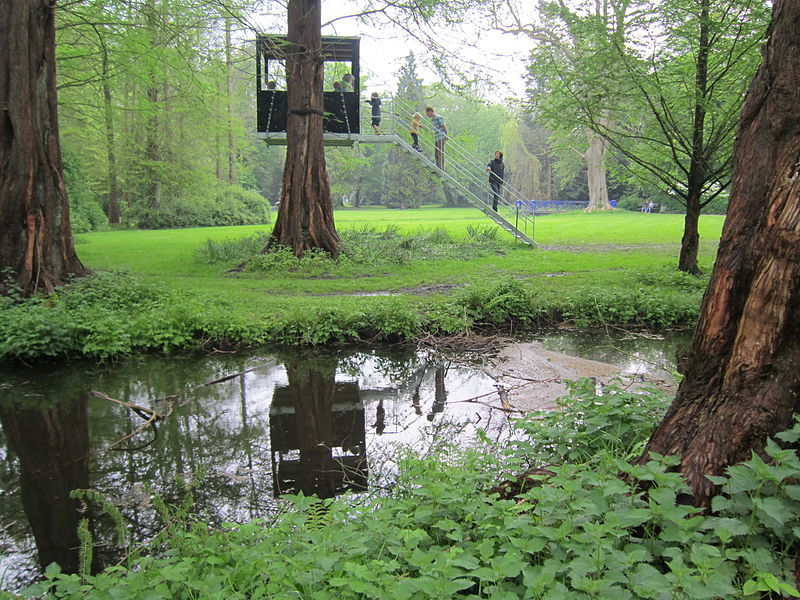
[30,388,800,600]
[63,150,107,233]
[197,232,271,264]
[128,186,271,229]
[509,379,669,466]
[3,212,722,361]
[0,272,204,361]
[198,226,509,274]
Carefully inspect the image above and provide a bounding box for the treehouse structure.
[255,34,537,246]
[256,34,362,146]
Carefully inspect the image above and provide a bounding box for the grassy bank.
[1,208,724,361]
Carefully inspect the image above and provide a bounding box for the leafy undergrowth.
[197,225,509,276]
[0,268,703,362]
[22,381,800,599]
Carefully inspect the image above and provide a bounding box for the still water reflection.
[0,347,503,589]
[0,331,688,590]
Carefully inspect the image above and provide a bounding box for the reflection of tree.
[271,358,367,498]
[0,400,95,575]
[431,365,448,417]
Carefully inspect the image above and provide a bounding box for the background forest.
[57,0,768,232]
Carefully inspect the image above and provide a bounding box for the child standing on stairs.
[409,112,423,151]
[366,92,382,134]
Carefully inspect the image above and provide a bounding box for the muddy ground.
[481,341,677,413]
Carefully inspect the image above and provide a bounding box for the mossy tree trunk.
[636,0,800,508]
[0,0,86,296]
[268,0,340,258]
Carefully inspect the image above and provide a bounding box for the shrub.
[127,185,271,229]
[203,226,508,274]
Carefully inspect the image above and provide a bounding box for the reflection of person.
[341,73,354,91]
[333,81,342,91]
[409,112,422,151]
[425,106,448,170]
[366,92,382,134]
[487,151,505,211]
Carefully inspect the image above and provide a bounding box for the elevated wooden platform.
[257,132,398,147]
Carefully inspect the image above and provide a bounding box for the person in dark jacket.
[366,92,382,134]
[487,151,505,211]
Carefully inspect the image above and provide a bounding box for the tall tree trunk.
[0,0,86,296]
[636,0,800,509]
[102,45,120,225]
[584,125,611,212]
[145,86,161,209]
[268,0,340,258]
[677,0,710,275]
[225,16,237,184]
[678,193,701,274]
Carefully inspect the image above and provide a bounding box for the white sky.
[254,1,536,105]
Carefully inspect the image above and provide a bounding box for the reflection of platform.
[273,454,367,497]
[269,382,367,497]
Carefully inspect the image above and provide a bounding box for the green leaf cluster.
[26,388,800,599]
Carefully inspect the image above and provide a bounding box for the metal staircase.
[257,98,537,246]
[386,133,536,246]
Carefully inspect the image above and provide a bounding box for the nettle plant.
[30,382,800,599]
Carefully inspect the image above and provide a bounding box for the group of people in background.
[362,91,506,212]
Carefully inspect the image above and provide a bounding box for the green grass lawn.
[76,207,723,311]
[74,207,724,302]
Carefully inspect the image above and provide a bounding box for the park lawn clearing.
[71,207,723,335]
[0,207,724,362]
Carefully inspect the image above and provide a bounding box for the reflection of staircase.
[256,99,537,246]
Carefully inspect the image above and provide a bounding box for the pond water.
[0,329,689,590]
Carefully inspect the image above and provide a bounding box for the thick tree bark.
[0,0,86,296]
[636,0,800,508]
[268,0,340,258]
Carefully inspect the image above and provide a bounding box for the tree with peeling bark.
[267,0,340,258]
[635,0,800,509]
[502,0,626,212]
[0,0,86,297]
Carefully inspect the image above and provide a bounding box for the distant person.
[332,80,343,91]
[487,151,505,211]
[266,80,277,90]
[409,112,423,151]
[341,73,354,91]
[425,106,448,170]
[366,92,382,134]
